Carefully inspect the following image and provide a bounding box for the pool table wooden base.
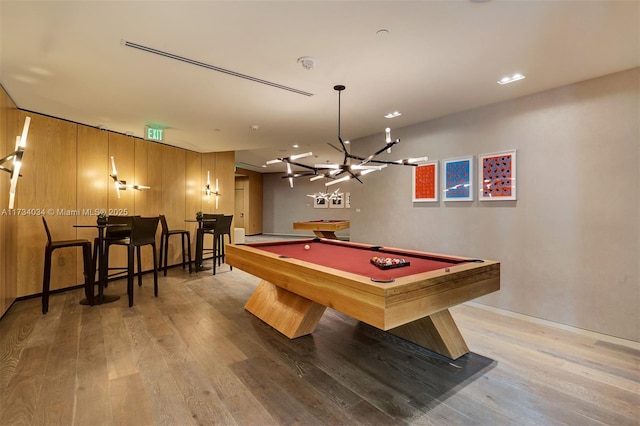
[245,279,469,359]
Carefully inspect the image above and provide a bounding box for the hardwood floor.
[1,259,638,425]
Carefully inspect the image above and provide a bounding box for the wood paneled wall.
[0,86,19,316]
[0,92,235,301]
[235,167,263,235]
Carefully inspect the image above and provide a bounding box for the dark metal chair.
[93,215,135,283]
[158,214,192,275]
[107,216,160,307]
[195,213,222,271]
[41,217,94,314]
[212,215,233,275]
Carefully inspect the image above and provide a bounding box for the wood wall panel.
[201,153,217,214]
[215,152,235,216]
[134,138,163,271]
[0,100,238,302]
[235,167,263,235]
[0,85,19,316]
[161,145,186,267]
[16,113,78,297]
[185,150,202,257]
[107,133,136,273]
[75,125,109,281]
[76,126,109,226]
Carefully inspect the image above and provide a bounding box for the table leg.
[388,309,469,360]
[244,280,327,339]
[313,230,338,239]
[80,226,119,306]
[195,229,204,272]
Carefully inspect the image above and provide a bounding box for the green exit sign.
[144,126,164,142]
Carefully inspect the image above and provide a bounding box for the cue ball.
[445,267,450,272]
[304,244,310,250]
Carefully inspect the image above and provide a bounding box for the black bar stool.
[41,217,94,314]
[107,216,160,307]
[158,214,192,275]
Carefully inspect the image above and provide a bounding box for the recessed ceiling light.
[384,111,402,119]
[344,140,350,145]
[497,73,526,85]
[292,144,299,148]
[376,29,389,35]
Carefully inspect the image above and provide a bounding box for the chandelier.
[267,85,428,187]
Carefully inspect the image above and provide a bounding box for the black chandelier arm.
[281,171,317,179]
[283,160,319,173]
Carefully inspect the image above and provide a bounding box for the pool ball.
[304,244,310,250]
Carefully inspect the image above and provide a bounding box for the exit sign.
[144,126,164,142]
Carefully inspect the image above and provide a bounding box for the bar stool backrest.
[130,216,159,246]
[159,214,169,234]
[42,217,53,245]
[215,215,233,237]
[106,215,135,239]
[202,213,223,230]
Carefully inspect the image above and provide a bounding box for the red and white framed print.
[478,150,517,201]
[412,161,438,202]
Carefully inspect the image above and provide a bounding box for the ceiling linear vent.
[121,39,314,97]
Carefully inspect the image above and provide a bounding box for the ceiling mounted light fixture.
[265,85,429,187]
[384,111,402,118]
[498,73,526,85]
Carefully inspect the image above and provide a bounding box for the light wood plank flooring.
[1,256,638,425]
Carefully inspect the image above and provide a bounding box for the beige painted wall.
[263,69,640,342]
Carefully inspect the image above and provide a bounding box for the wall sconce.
[109,156,150,198]
[0,116,31,209]
[204,171,221,209]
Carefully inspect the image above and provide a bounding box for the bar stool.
[93,215,134,283]
[212,215,233,275]
[159,214,192,275]
[195,213,222,271]
[107,216,159,307]
[41,217,94,314]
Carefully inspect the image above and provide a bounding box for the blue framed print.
[442,156,474,201]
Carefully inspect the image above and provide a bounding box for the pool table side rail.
[293,221,350,232]
[226,243,500,330]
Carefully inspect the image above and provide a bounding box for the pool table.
[293,219,349,239]
[226,238,500,360]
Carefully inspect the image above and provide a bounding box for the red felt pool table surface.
[256,239,469,282]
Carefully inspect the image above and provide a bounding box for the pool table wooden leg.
[313,230,338,239]
[245,280,327,339]
[388,309,469,360]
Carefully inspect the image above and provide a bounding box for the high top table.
[185,218,216,271]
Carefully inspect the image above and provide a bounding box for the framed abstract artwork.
[314,197,328,209]
[442,156,474,201]
[329,193,344,209]
[478,150,517,201]
[412,161,438,202]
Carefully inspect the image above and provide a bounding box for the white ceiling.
[1,1,638,173]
